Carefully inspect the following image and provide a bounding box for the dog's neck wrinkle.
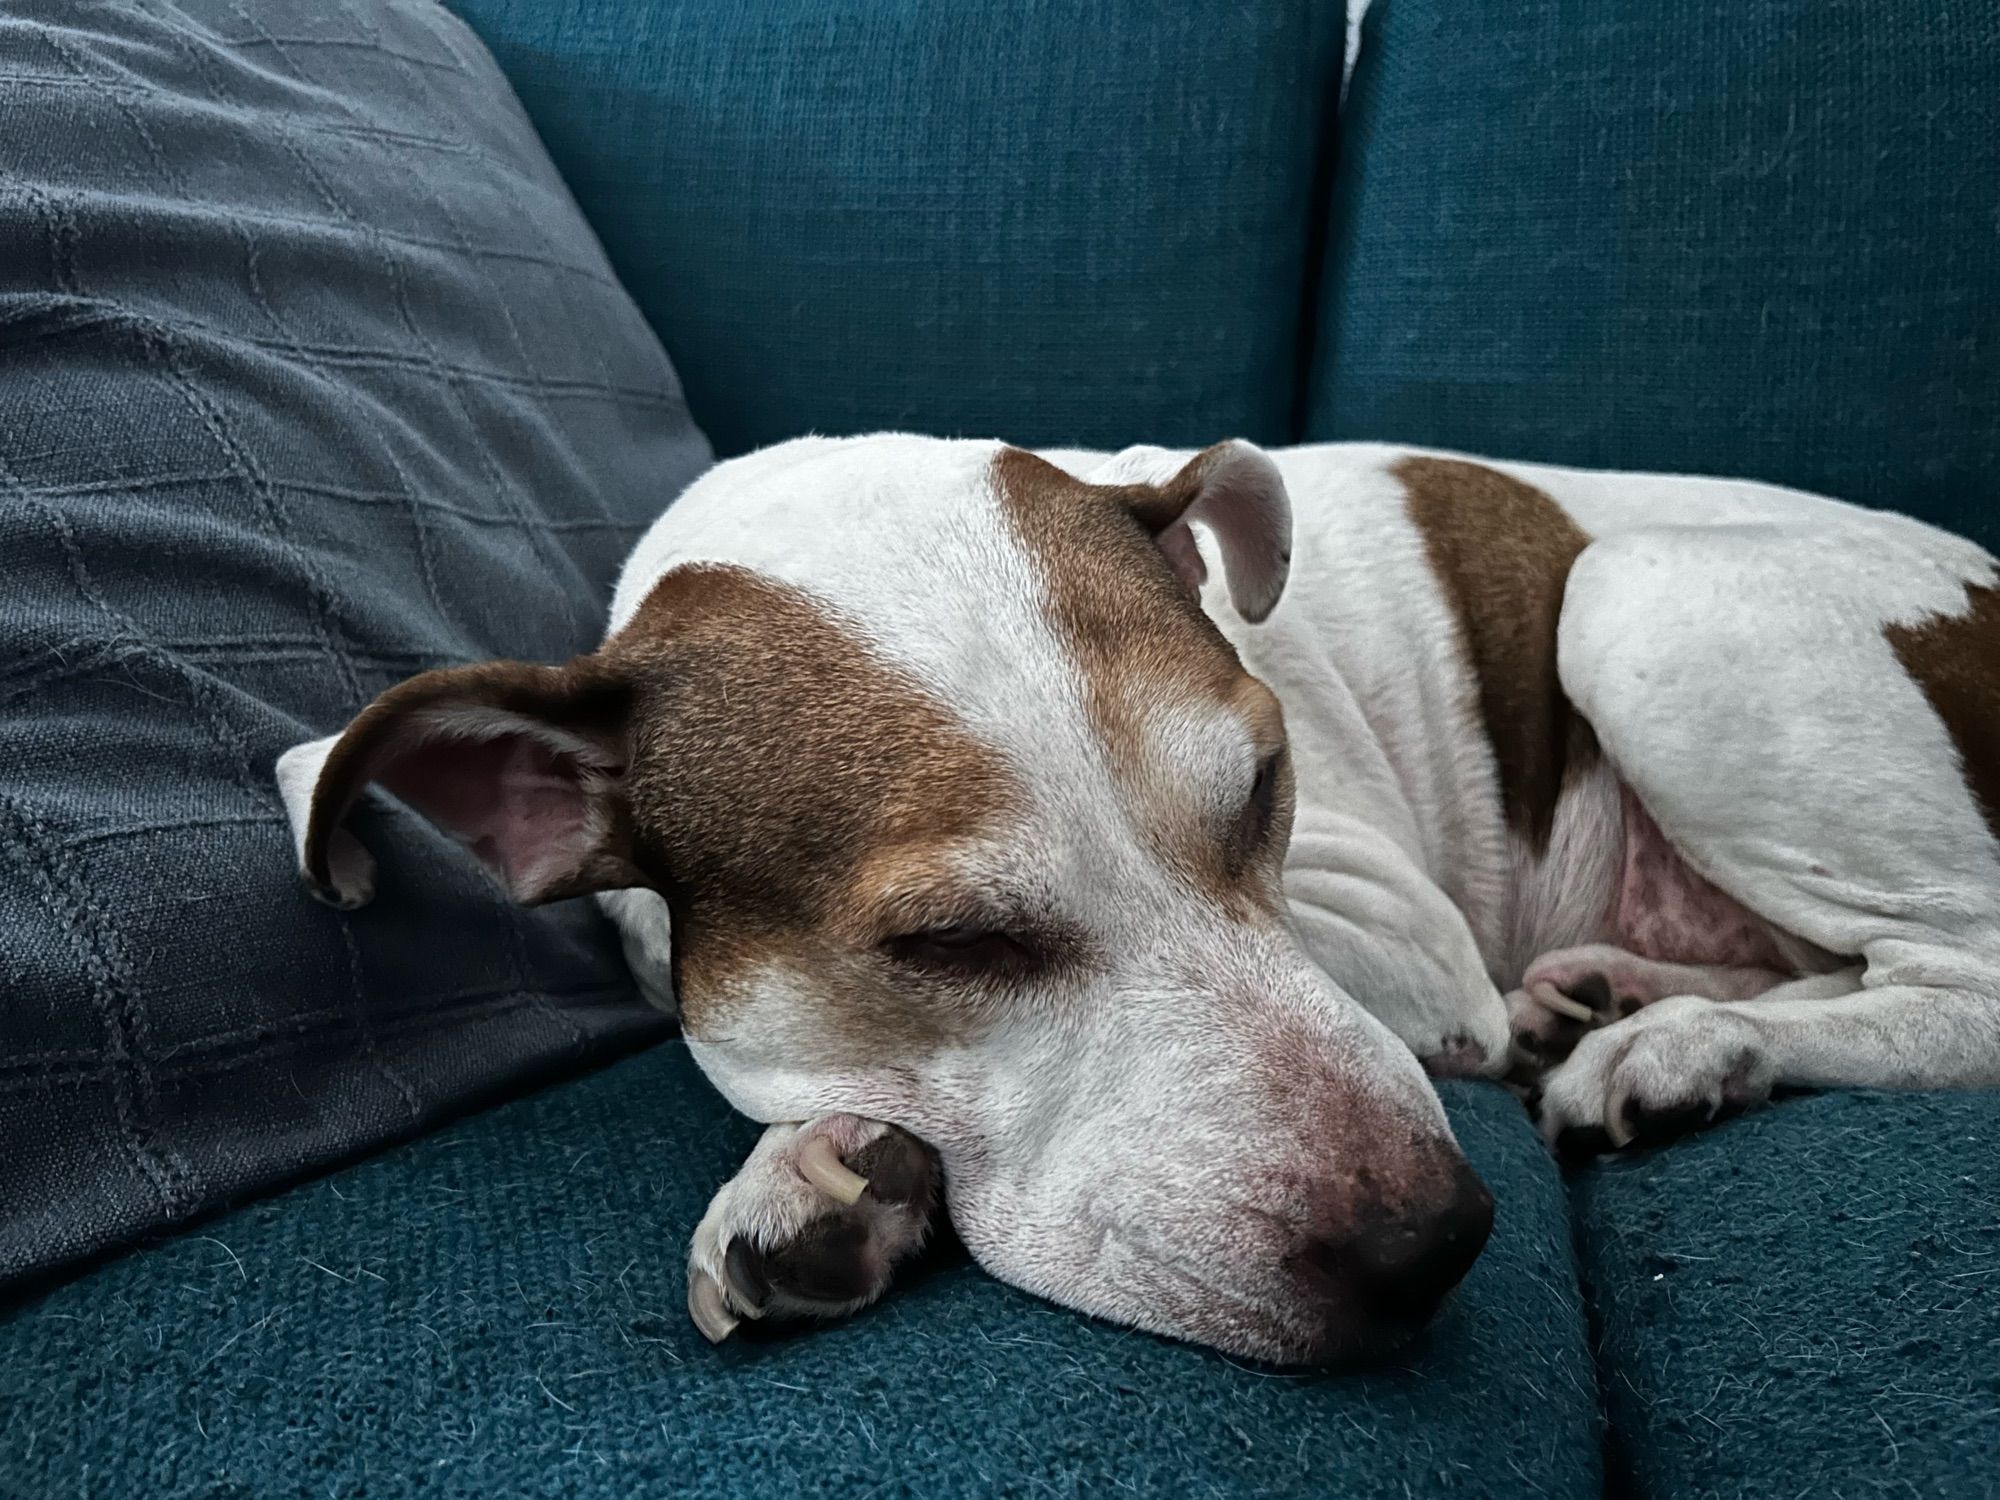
[1212,496,1516,967]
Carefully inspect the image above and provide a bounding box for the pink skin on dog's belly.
[1610,785,1789,970]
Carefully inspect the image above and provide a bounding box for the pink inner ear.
[377,733,592,899]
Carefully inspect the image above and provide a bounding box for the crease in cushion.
[0,1047,1603,1498]
[447,0,1348,458]
[0,0,709,1290]
[1309,0,1998,544]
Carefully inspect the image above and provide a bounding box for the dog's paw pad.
[687,1117,938,1342]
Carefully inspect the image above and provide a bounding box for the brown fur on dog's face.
[278,435,1478,1363]
[607,562,1022,1047]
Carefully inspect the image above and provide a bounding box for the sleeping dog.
[277,436,2000,1364]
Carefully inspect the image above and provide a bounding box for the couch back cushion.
[1309,0,1998,543]
[0,0,708,1286]
[448,0,1347,457]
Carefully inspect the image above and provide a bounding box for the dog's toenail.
[724,1238,771,1317]
[797,1134,869,1205]
[688,1269,739,1343]
[1532,981,1596,1022]
[1605,1080,1637,1148]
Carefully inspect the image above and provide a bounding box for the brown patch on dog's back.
[1885,572,2000,841]
[992,448,1281,910]
[607,565,1019,1038]
[1396,457,1599,854]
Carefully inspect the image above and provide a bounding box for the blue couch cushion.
[1308,0,1999,544]
[0,1046,1602,1497]
[1572,1091,2000,1495]
[0,0,707,1287]
[447,0,1346,458]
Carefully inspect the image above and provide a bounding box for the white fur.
[275,734,337,871]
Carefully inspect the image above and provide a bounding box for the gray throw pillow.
[0,0,710,1286]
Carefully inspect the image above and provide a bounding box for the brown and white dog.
[276,436,2000,1364]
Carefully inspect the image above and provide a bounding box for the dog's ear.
[1125,440,1292,623]
[275,659,642,910]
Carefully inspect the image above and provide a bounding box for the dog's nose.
[1293,1160,1494,1351]
[1343,1163,1494,1322]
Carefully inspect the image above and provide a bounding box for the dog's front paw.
[686,1115,937,1343]
[1533,997,1773,1157]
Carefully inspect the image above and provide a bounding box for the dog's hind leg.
[1506,944,1809,1064]
[1534,982,2000,1152]
[1532,521,2000,1150]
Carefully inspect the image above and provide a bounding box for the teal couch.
[4,2,1996,1496]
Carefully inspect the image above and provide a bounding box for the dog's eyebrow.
[1230,674,1287,757]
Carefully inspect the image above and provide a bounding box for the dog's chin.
[1031,1269,1451,1370]
[1118,1277,1454,1370]
[944,1204,1441,1369]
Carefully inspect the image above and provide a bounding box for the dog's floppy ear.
[1124,440,1292,623]
[275,659,642,910]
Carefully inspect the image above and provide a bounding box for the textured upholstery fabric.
[0,1048,1602,1498]
[0,0,706,1289]
[1572,1091,2000,1497]
[1308,0,2000,545]
[446,0,1345,459]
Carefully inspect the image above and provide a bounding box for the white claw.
[688,1268,740,1344]
[1532,980,1598,1023]
[1604,1079,1637,1149]
[797,1133,869,1206]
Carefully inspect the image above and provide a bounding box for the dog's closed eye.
[883,923,1040,978]
[1235,749,1284,858]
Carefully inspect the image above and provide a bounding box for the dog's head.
[278,434,1490,1363]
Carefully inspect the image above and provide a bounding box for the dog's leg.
[1538,521,2000,1152]
[685,1115,939,1342]
[1534,980,2000,1153]
[1506,943,1806,1064]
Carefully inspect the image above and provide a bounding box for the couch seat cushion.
[1573,1090,2000,1497]
[0,1048,1602,1497]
